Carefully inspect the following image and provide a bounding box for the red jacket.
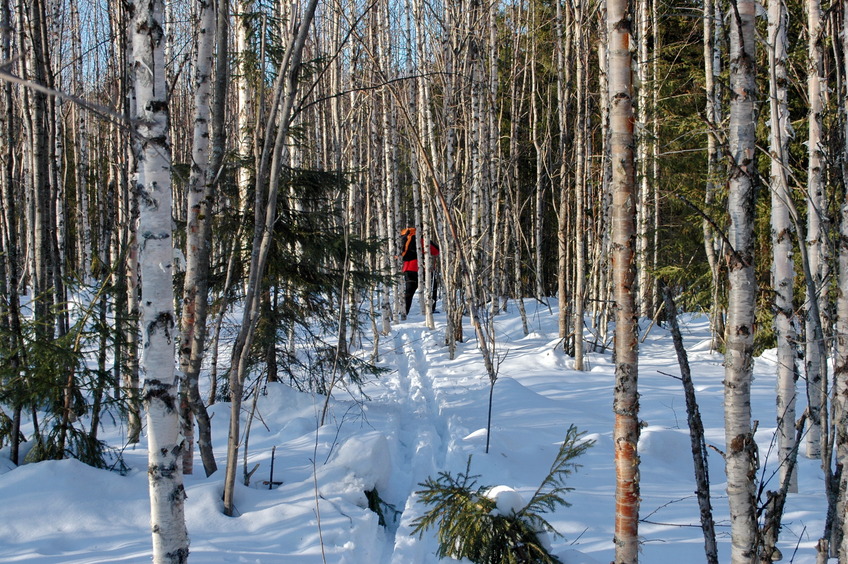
[400,228,439,272]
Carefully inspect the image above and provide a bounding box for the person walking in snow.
[400,227,439,315]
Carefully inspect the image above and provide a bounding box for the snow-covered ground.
[0,300,831,562]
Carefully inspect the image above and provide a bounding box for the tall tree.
[702,0,725,349]
[805,0,827,460]
[767,0,798,493]
[832,3,848,556]
[607,0,640,559]
[723,0,760,559]
[222,0,320,517]
[178,0,219,478]
[130,0,189,557]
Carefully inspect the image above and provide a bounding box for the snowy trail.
[380,323,453,564]
[0,304,831,563]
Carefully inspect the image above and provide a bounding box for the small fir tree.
[411,425,593,564]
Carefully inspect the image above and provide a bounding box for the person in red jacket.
[400,227,439,315]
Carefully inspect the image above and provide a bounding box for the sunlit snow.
[0,299,831,562]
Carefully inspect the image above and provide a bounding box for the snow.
[0,300,832,562]
[485,485,526,517]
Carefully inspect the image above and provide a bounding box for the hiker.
[400,227,440,315]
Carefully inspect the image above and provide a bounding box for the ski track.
[381,324,451,564]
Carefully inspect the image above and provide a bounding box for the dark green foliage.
[207,165,389,396]
[0,277,129,470]
[411,425,593,564]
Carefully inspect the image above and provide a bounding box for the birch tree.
[131,0,189,557]
[607,0,640,558]
[703,0,725,349]
[832,5,848,556]
[724,0,760,559]
[767,0,798,493]
[836,133,848,562]
[804,0,827,460]
[178,0,219,478]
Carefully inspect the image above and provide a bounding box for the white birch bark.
[703,0,725,349]
[379,1,400,321]
[573,8,588,370]
[724,0,759,559]
[767,0,798,494]
[805,0,826,459]
[131,0,189,557]
[595,21,613,347]
[530,9,545,301]
[635,0,651,318]
[119,0,143,443]
[178,0,218,478]
[235,0,255,217]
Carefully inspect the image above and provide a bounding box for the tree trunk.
[805,0,827,460]
[833,4,848,556]
[607,0,640,558]
[724,0,760,559]
[702,0,725,350]
[120,0,142,445]
[663,287,719,564]
[573,9,588,370]
[222,0,320,517]
[131,0,189,556]
[767,0,798,493]
[178,0,218,478]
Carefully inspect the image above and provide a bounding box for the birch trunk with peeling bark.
[607,0,640,558]
[837,145,848,563]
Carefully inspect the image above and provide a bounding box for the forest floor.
[0,298,834,562]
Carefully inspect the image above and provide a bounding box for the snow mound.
[485,485,526,517]
[639,426,694,468]
[322,432,392,494]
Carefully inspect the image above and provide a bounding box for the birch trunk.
[123,6,142,443]
[635,0,651,318]
[530,14,545,301]
[837,131,848,563]
[0,0,22,464]
[235,0,255,219]
[767,0,798,493]
[178,0,218,478]
[834,5,848,556]
[555,0,571,342]
[703,0,725,349]
[70,0,90,277]
[607,0,640,558]
[724,0,760,559]
[19,0,53,339]
[131,0,189,556]
[805,0,826,459]
[573,10,588,370]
